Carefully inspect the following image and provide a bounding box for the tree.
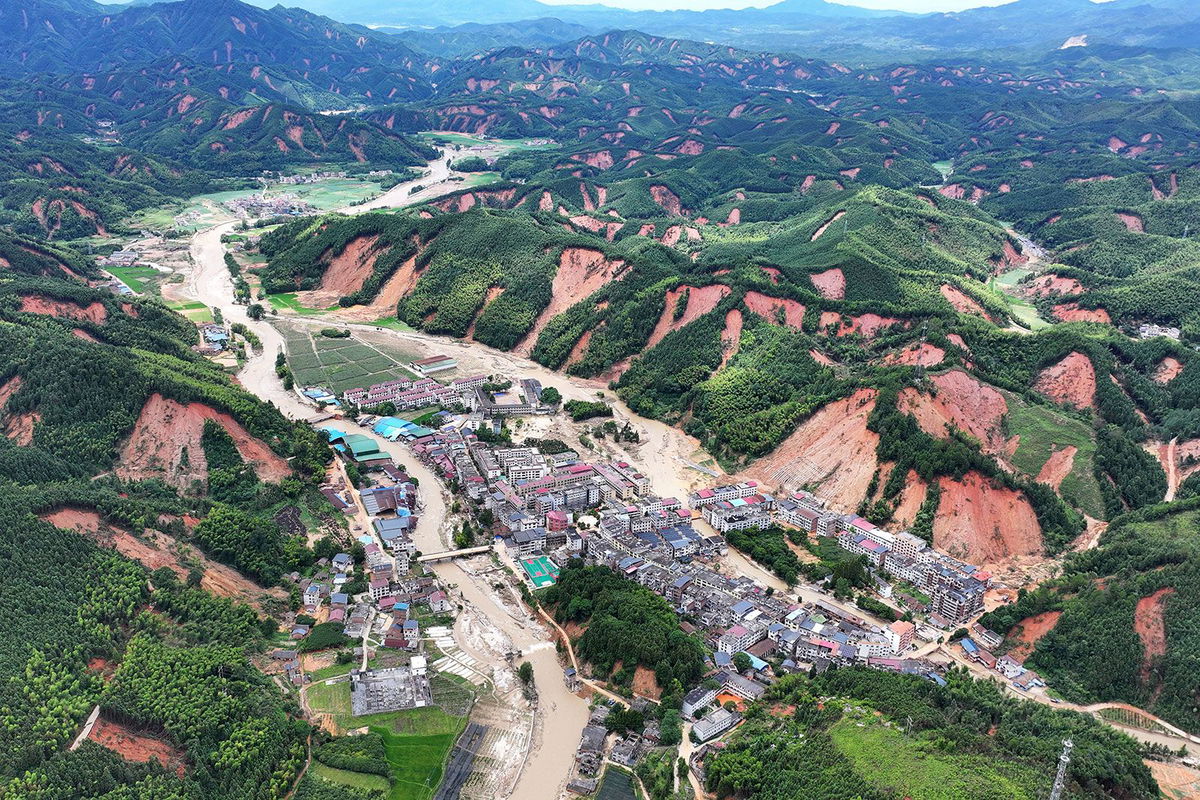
[518,661,534,685]
[541,386,562,406]
[247,303,265,320]
[733,652,753,674]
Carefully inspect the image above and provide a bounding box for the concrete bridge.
[416,544,494,563]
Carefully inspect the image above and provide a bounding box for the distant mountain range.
[194,0,1199,59]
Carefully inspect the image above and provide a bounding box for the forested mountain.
[4,0,1200,794]
[0,241,334,795]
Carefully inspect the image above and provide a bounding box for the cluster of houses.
[225,192,313,218]
[267,170,348,185]
[569,700,663,794]
[959,624,1045,692]
[689,483,990,627]
[1138,322,1182,340]
[343,374,483,411]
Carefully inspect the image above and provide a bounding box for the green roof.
[342,434,380,457]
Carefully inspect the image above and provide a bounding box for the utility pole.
[1048,738,1073,800]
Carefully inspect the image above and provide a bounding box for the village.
[253,359,1053,798]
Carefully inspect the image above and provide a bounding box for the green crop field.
[267,292,336,315]
[165,300,214,323]
[279,324,417,393]
[309,762,391,793]
[830,717,1042,800]
[106,264,163,293]
[990,268,1052,330]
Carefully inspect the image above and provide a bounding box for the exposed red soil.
[538,191,553,211]
[720,309,743,368]
[516,248,626,355]
[1006,611,1061,661]
[811,210,846,241]
[724,207,741,226]
[5,410,39,446]
[810,268,846,300]
[43,508,185,577]
[570,215,623,241]
[339,241,429,322]
[650,185,684,216]
[999,240,1027,268]
[1067,175,1115,184]
[1134,588,1174,683]
[808,349,835,366]
[760,266,782,284]
[1117,212,1144,233]
[934,471,1042,565]
[0,376,21,409]
[660,225,682,247]
[883,343,945,368]
[800,175,816,194]
[637,223,655,238]
[574,151,615,170]
[20,295,107,324]
[899,370,1009,455]
[644,285,732,351]
[946,333,969,351]
[298,235,384,307]
[1037,445,1078,489]
[1,376,37,444]
[890,469,928,529]
[465,286,505,340]
[939,184,966,200]
[743,291,805,329]
[818,311,902,338]
[88,717,186,778]
[940,284,988,317]
[1025,274,1085,297]
[1052,303,1110,324]
[117,393,290,489]
[747,389,879,511]
[632,666,663,700]
[1034,352,1096,410]
[1153,357,1184,385]
[563,329,593,369]
[1178,439,1200,484]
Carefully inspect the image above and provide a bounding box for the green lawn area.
[830,717,1041,800]
[419,131,558,151]
[106,264,162,293]
[310,762,391,793]
[166,300,214,323]
[990,268,1052,331]
[373,726,460,800]
[1005,396,1105,518]
[368,317,414,331]
[267,292,335,315]
[305,681,467,800]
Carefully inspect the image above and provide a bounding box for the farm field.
[165,299,214,323]
[280,323,418,393]
[419,131,559,151]
[125,177,385,231]
[105,264,163,293]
